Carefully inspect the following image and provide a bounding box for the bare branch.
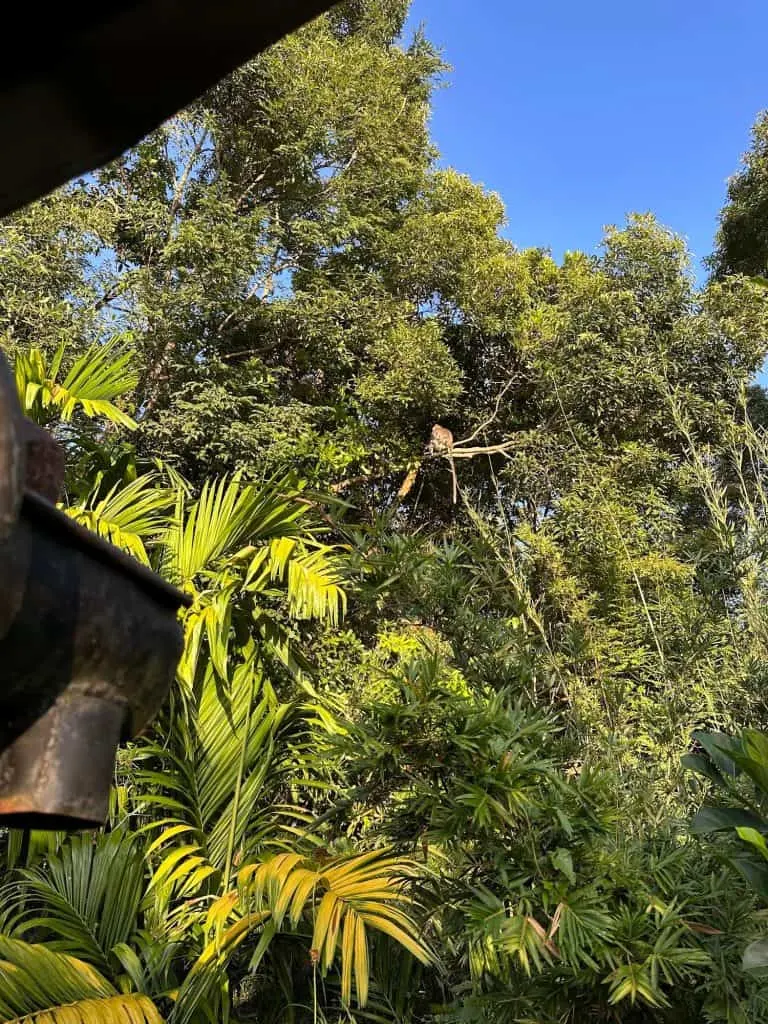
[236,170,268,210]
[217,278,262,336]
[450,438,519,459]
[216,256,297,336]
[169,128,208,222]
[456,377,516,446]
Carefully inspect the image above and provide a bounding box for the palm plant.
[13,337,139,429]
[172,848,431,1022]
[686,728,768,976]
[0,936,163,1024]
[1,830,145,973]
[66,471,173,564]
[0,342,429,1023]
[135,660,293,908]
[156,473,347,687]
[0,834,173,1022]
[0,463,427,1022]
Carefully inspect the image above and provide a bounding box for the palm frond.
[65,473,172,565]
[14,338,138,428]
[496,911,553,976]
[161,474,331,586]
[163,476,251,585]
[59,340,138,425]
[7,993,164,1024]
[215,848,431,1007]
[551,892,616,971]
[161,474,348,683]
[138,661,294,900]
[0,936,120,1021]
[2,831,144,974]
[605,962,666,1008]
[246,538,347,625]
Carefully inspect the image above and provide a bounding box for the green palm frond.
[496,910,553,976]
[285,546,347,624]
[14,338,138,428]
[550,892,616,970]
[246,537,347,625]
[159,474,347,683]
[161,474,340,585]
[162,476,252,585]
[605,962,666,1008]
[138,661,293,900]
[0,936,146,1021]
[65,473,172,565]
[2,831,145,974]
[175,584,238,686]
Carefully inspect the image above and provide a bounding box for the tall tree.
[712,111,768,279]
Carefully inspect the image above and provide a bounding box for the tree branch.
[169,128,208,223]
[456,377,516,446]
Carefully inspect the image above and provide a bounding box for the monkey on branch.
[395,382,522,505]
[428,424,458,503]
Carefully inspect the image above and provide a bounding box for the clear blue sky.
[405,0,768,279]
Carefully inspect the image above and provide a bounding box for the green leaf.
[550,848,576,885]
[692,730,739,779]
[0,936,117,1020]
[6,993,164,1023]
[3,831,144,974]
[731,857,768,902]
[689,806,767,835]
[736,826,768,861]
[733,730,768,794]
[681,753,726,788]
[65,473,172,565]
[14,338,138,428]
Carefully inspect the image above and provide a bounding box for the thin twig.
[456,377,516,446]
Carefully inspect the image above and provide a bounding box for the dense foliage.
[712,110,768,280]
[3,3,768,1021]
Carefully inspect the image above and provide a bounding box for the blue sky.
[405,0,768,280]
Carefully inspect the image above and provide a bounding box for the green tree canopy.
[712,111,768,279]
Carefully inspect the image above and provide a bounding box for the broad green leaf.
[690,806,767,835]
[736,826,768,861]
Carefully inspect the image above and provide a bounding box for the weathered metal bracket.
[0,352,190,829]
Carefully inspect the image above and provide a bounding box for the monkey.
[429,424,454,453]
[392,425,460,506]
[429,424,458,504]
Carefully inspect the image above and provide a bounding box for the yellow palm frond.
[65,473,172,566]
[8,993,164,1023]
[0,937,163,1022]
[14,339,138,429]
[212,849,432,1007]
